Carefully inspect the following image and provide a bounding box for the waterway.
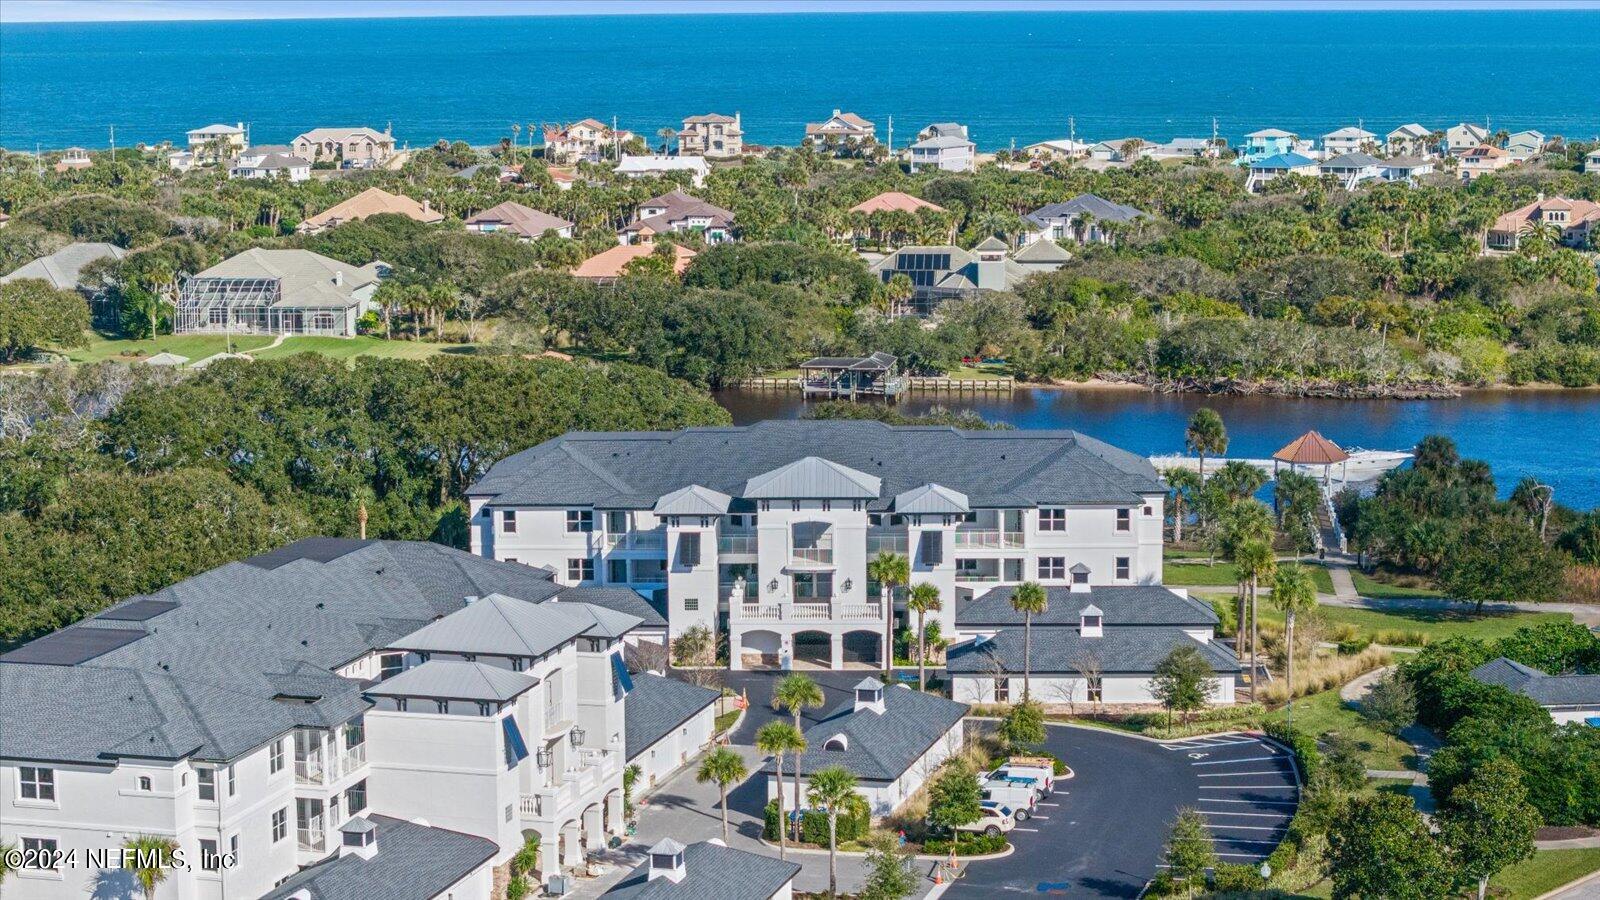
[715,387,1600,509]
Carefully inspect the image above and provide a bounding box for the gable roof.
[262,814,497,900]
[957,585,1218,628]
[623,673,719,761]
[605,840,799,900]
[1324,126,1376,140]
[893,483,971,515]
[653,484,734,516]
[849,191,947,215]
[468,421,1167,511]
[1387,123,1431,139]
[465,201,573,238]
[1026,193,1147,227]
[1320,152,1384,169]
[300,187,443,232]
[744,456,881,500]
[1,242,126,291]
[766,684,967,781]
[949,626,1240,676]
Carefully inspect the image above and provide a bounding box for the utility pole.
[109,124,116,159]
[1212,116,1219,151]
[1069,115,1076,146]
[613,115,619,160]
[886,115,893,156]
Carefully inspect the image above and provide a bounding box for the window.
[506,804,515,823]
[269,738,285,773]
[793,572,833,600]
[380,654,404,680]
[567,558,594,582]
[226,765,236,797]
[200,839,219,871]
[1087,675,1103,703]
[1073,566,1090,585]
[608,559,628,583]
[346,779,367,814]
[821,500,831,512]
[677,532,701,567]
[919,531,943,566]
[1116,557,1131,580]
[995,679,1010,702]
[1116,509,1131,532]
[272,808,288,842]
[197,767,215,801]
[139,776,153,792]
[1143,505,1153,516]
[1038,557,1065,580]
[684,598,699,611]
[500,509,517,534]
[606,510,628,533]
[436,700,449,713]
[791,501,801,512]
[566,509,594,533]
[19,766,55,802]
[1039,508,1066,532]
[21,837,58,870]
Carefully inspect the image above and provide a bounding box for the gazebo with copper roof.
[1273,430,1350,484]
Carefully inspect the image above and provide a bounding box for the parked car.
[958,801,1017,836]
[980,778,1037,820]
[990,758,1056,797]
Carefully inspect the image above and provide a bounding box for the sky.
[4,0,1596,24]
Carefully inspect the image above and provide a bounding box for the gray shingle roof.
[1025,194,1148,228]
[1320,152,1384,169]
[262,814,497,900]
[365,659,539,702]
[947,626,1240,676]
[0,538,651,765]
[468,422,1165,511]
[957,585,1219,628]
[1,242,126,291]
[624,673,720,761]
[1471,657,1600,709]
[605,840,799,900]
[763,684,968,782]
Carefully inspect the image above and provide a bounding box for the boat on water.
[1147,447,1413,483]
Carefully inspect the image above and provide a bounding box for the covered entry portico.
[729,619,886,671]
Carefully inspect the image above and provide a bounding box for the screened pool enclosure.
[175,276,357,336]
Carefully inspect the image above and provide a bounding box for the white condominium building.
[467,421,1167,671]
[0,538,662,898]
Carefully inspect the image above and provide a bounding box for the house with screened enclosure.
[175,248,388,337]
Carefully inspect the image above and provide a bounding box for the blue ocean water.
[3,11,1598,150]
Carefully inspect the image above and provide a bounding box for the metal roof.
[364,660,538,702]
[743,456,882,500]
[653,484,734,516]
[893,483,971,515]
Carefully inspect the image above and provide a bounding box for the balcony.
[732,601,881,622]
[737,603,782,621]
[294,755,326,785]
[335,743,366,779]
[788,601,832,621]
[790,546,834,566]
[717,533,758,555]
[297,816,325,853]
[953,529,1025,550]
[866,531,908,556]
[604,529,666,551]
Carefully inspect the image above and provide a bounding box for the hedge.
[922,832,1007,855]
[763,795,871,845]
[1262,720,1319,784]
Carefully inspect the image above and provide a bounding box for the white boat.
[1147,447,1412,484]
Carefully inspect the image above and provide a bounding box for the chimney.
[833,108,842,118]
[1080,604,1104,638]
[332,270,343,286]
[852,677,886,715]
[647,839,686,883]
[338,817,378,860]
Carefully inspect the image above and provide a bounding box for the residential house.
[1380,156,1436,184]
[909,124,976,173]
[1239,129,1311,162]
[624,674,719,792]
[766,681,966,819]
[175,248,387,336]
[1245,152,1320,192]
[846,191,950,246]
[605,839,799,900]
[291,126,397,169]
[54,147,92,172]
[544,119,635,164]
[1444,122,1491,155]
[1486,195,1600,251]
[229,148,311,182]
[1318,152,1385,190]
[1023,138,1093,160]
[1385,123,1435,157]
[805,109,876,145]
[1089,139,1154,162]
[615,154,712,188]
[1459,144,1512,181]
[465,201,574,240]
[0,537,661,897]
[1150,138,1220,160]
[167,150,196,172]
[466,420,1168,670]
[452,163,521,184]
[1505,130,1547,161]
[869,238,1062,314]
[1022,193,1149,247]
[298,187,444,234]
[1471,658,1600,726]
[547,166,579,190]
[1322,126,1378,156]
[618,189,735,245]
[947,585,1238,706]
[572,244,697,282]
[186,122,248,162]
[2,242,126,293]
[679,113,744,157]
[1586,149,1600,174]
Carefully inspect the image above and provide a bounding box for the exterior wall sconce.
[570,727,586,748]
[768,578,779,593]
[841,578,852,593]
[536,748,553,768]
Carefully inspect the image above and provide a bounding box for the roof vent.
[464,595,480,606]
[647,839,686,882]
[339,817,378,860]
[853,677,886,714]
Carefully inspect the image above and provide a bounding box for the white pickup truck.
[987,756,1057,798]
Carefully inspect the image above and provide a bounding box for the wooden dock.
[733,376,1014,394]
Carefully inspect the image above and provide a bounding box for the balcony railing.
[738,603,782,620]
[955,572,1002,582]
[791,546,834,565]
[788,601,832,621]
[294,755,325,785]
[953,530,1025,549]
[336,743,366,779]
[866,531,908,556]
[604,530,666,551]
[297,816,325,853]
[717,533,758,555]
[838,603,885,620]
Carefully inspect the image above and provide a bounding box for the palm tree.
[1185,408,1228,484]
[755,721,805,860]
[867,552,910,673]
[1010,581,1048,700]
[907,583,942,691]
[1271,564,1319,726]
[774,673,825,840]
[806,765,860,896]
[1165,467,1203,544]
[122,834,178,899]
[657,126,677,155]
[1234,539,1276,698]
[0,840,15,888]
[696,746,748,843]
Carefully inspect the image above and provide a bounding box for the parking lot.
[946,728,1299,899]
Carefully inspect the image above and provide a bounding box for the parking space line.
[1198,770,1291,777]
[1197,785,1298,790]
[1196,811,1291,818]
[1032,816,1051,820]
[1206,825,1286,831]
[1207,838,1280,845]
[1192,756,1279,766]
[1013,827,1040,833]
[1195,798,1298,805]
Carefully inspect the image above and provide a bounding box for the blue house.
[1245,153,1319,192]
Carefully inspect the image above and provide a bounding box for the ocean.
[2,10,1598,151]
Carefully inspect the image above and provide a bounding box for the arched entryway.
[841,630,882,669]
[739,630,781,670]
[793,631,831,669]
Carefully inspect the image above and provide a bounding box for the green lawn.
[1490,848,1600,900]
[1165,560,1335,594]
[251,335,475,361]
[66,334,276,363]
[1351,570,1444,599]
[1263,687,1414,771]
[713,710,740,735]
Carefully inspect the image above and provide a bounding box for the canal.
[715,386,1600,509]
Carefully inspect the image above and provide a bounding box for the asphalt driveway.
[945,728,1299,899]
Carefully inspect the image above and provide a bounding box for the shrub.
[1211,861,1268,892]
[1358,670,1417,735]
[921,832,1007,855]
[765,796,871,845]
[1263,720,1320,784]
[1336,636,1372,655]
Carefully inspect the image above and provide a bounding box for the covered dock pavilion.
[798,352,906,400]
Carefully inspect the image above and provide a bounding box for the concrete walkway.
[1327,563,1359,602]
[1338,665,1440,815]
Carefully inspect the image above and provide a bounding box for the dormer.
[647,838,686,882]
[1069,563,1091,592]
[853,677,885,714]
[822,733,849,751]
[1080,604,1104,638]
[339,817,377,860]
